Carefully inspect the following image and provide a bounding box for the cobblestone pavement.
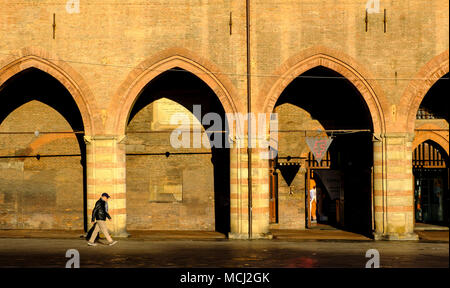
[0,238,448,268]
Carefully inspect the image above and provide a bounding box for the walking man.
[87,193,117,246]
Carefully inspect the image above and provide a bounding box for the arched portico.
[256,47,424,239]
[260,46,387,135]
[109,48,242,136]
[92,48,245,236]
[0,50,96,231]
[0,48,97,136]
[400,50,449,134]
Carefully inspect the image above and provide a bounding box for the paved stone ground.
[2,229,447,241]
[0,237,447,268]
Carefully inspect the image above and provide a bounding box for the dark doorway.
[272,66,374,236]
[413,73,449,227]
[413,141,449,226]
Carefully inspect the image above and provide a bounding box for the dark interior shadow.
[275,66,374,237]
[418,72,449,122]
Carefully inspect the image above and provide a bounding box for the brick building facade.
[0,0,448,240]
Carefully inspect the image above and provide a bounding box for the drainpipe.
[246,0,253,239]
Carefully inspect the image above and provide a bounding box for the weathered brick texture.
[0,1,447,239]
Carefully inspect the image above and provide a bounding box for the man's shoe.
[108,241,118,246]
[87,242,97,246]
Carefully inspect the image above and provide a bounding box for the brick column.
[229,143,248,238]
[229,137,271,239]
[85,135,128,237]
[373,133,418,240]
[251,145,271,238]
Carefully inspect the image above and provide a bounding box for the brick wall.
[126,102,216,230]
[0,101,84,230]
[0,0,448,238]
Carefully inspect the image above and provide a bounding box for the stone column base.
[373,232,419,241]
[228,232,273,240]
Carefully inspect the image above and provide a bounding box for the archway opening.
[413,73,449,228]
[125,68,230,234]
[0,68,87,231]
[413,141,449,227]
[270,66,374,236]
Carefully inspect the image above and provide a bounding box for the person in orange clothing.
[309,186,317,222]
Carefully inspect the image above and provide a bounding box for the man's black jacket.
[91,198,111,222]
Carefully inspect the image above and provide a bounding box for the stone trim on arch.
[259,46,388,134]
[0,47,97,136]
[399,50,449,134]
[109,47,242,135]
